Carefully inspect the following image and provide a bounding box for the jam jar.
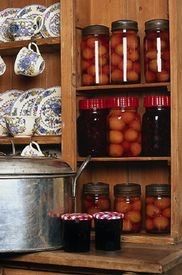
[145,184,171,234]
[82,182,111,215]
[142,95,170,156]
[77,98,108,157]
[144,19,170,83]
[111,20,141,84]
[114,183,142,233]
[107,96,141,157]
[81,24,110,86]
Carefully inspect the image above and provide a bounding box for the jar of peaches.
[144,19,170,83]
[81,24,110,86]
[111,20,141,84]
[114,183,142,233]
[145,184,171,234]
[107,96,141,157]
[82,182,111,215]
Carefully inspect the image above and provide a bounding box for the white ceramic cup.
[8,16,43,41]
[5,116,36,137]
[14,42,45,77]
[21,141,44,157]
[0,56,6,76]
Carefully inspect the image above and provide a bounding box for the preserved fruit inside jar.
[114,183,142,233]
[142,95,170,156]
[81,24,110,86]
[145,184,171,234]
[144,19,170,83]
[82,182,111,215]
[111,20,141,84]
[107,96,141,157]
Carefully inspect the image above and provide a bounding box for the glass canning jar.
[82,182,111,215]
[111,20,141,84]
[142,95,170,156]
[81,24,110,86]
[145,184,171,234]
[77,98,108,157]
[107,96,141,157]
[114,183,142,233]
[144,19,170,83]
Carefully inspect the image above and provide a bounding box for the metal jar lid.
[83,182,109,195]
[61,213,93,221]
[114,183,141,196]
[146,184,171,196]
[145,19,169,31]
[82,24,109,36]
[111,20,138,32]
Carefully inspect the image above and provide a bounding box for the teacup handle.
[30,141,44,155]
[28,42,40,55]
[33,15,43,35]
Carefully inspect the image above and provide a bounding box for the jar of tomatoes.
[107,96,141,157]
[111,20,141,84]
[114,183,142,233]
[142,95,170,156]
[144,19,170,83]
[77,98,108,157]
[81,24,110,86]
[82,182,111,215]
[145,184,171,234]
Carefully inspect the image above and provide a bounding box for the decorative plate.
[16,4,46,19]
[11,88,45,116]
[41,3,60,38]
[0,8,20,42]
[0,89,23,127]
[32,86,62,135]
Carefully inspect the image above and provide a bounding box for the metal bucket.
[0,157,90,252]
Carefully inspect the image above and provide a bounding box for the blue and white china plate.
[0,8,20,42]
[0,89,23,126]
[16,4,46,19]
[32,86,61,135]
[11,88,44,116]
[41,3,60,38]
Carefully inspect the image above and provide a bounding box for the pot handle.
[72,155,91,211]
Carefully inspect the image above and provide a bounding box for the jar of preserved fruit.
[142,95,170,156]
[111,20,141,84]
[81,24,110,86]
[144,19,170,83]
[107,96,141,157]
[114,183,142,233]
[82,182,111,215]
[145,184,171,234]
[77,98,108,157]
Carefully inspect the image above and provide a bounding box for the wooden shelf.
[0,135,61,145]
[76,82,170,93]
[78,156,170,162]
[0,37,60,56]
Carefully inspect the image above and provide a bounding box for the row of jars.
[81,19,170,86]
[77,95,170,157]
[82,182,171,234]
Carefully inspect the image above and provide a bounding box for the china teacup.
[8,16,43,41]
[5,115,36,137]
[21,141,44,157]
[0,56,6,76]
[14,42,45,77]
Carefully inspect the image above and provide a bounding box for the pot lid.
[0,157,75,178]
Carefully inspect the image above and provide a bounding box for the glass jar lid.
[82,24,109,36]
[107,96,139,108]
[144,95,170,107]
[61,213,93,221]
[145,19,169,31]
[83,182,109,195]
[93,211,123,220]
[111,20,138,31]
[114,183,141,196]
[79,98,108,110]
[146,184,171,196]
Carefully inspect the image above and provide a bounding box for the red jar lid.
[79,98,108,110]
[61,213,93,221]
[107,96,139,108]
[144,96,170,107]
[93,211,124,220]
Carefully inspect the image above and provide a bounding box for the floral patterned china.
[41,3,60,38]
[0,56,6,76]
[5,115,36,137]
[0,8,20,42]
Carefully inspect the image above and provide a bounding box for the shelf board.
[78,156,170,162]
[0,135,61,145]
[121,233,174,245]
[0,37,60,56]
[77,82,170,93]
